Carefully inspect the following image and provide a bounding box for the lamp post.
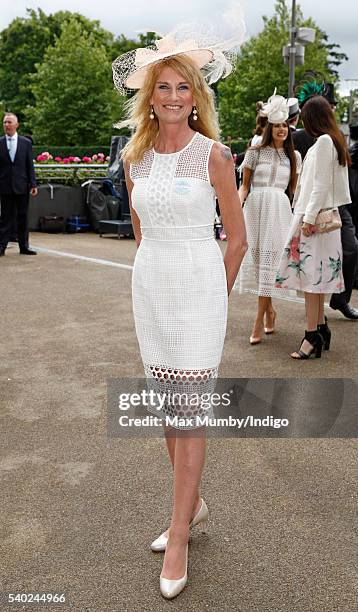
[288,0,297,97]
[282,1,315,97]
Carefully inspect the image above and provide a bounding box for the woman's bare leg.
[163,426,201,532]
[292,292,320,356]
[264,297,276,331]
[164,426,176,468]
[161,429,206,579]
[251,296,270,338]
[318,294,325,325]
[305,292,320,331]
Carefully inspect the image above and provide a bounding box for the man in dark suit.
[0,113,38,256]
[288,97,300,132]
[348,123,358,288]
[292,128,314,161]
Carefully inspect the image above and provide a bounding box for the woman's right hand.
[301,222,315,237]
[238,185,249,206]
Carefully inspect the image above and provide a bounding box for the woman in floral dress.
[276,96,351,359]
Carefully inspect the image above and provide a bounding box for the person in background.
[249,101,268,147]
[293,82,337,160]
[235,102,268,195]
[329,120,358,318]
[291,82,323,160]
[238,90,301,344]
[348,123,358,238]
[287,98,300,132]
[0,113,38,256]
[348,123,358,289]
[276,96,351,358]
[292,82,358,320]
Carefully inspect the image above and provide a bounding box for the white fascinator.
[112,4,246,94]
[261,88,289,124]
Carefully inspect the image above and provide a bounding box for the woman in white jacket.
[276,96,351,358]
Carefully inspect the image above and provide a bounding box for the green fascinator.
[297,80,325,107]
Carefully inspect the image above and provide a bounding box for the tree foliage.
[218,0,348,141]
[0,9,158,141]
[110,31,159,61]
[0,3,349,146]
[336,89,358,124]
[26,20,121,146]
[0,8,114,130]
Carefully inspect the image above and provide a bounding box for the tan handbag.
[312,208,342,233]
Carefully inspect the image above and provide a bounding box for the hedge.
[32,146,111,158]
[32,139,246,159]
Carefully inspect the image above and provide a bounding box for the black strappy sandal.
[317,316,331,351]
[291,330,324,359]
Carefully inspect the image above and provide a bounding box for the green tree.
[0,8,114,130]
[110,31,159,61]
[336,89,358,125]
[26,19,121,146]
[218,0,348,142]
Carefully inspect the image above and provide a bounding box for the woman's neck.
[271,140,284,150]
[154,122,195,153]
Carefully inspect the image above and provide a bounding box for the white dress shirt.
[6,132,18,162]
[293,134,351,224]
[251,134,262,146]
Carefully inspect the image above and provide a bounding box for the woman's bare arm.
[238,167,252,205]
[124,161,142,247]
[209,143,248,295]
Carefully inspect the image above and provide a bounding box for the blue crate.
[66,215,90,233]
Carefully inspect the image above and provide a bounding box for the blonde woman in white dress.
[238,92,301,344]
[112,25,247,600]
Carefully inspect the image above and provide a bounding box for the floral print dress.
[275,216,344,294]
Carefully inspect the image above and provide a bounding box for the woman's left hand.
[301,222,315,237]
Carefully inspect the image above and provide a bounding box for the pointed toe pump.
[160,545,188,599]
[151,498,208,552]
[249,322,263,345]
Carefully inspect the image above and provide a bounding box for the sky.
[2,1,357,94]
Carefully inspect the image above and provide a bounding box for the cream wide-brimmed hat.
[121,35,214,90]
[112,8,246,95]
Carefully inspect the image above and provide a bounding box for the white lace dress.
[130,132,228,429]
[237,146,302,298]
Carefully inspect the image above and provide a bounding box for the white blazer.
[293,134,351,224]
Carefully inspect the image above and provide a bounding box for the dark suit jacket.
[292,129,315,161]
[348,143,358,222]
[0,135,36,195]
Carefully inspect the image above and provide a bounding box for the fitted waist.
[251,186,287,193]
[141,225,215,242]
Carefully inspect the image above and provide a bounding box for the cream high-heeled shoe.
[250,321,263,345]
[150,498,208,552]
[264,309,277,334]
[160,544,188,599]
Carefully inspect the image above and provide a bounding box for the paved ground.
[0,233,357,612]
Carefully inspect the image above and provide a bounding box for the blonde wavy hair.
[118,54,220,164]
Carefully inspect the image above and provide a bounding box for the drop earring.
[192,106,198,121]
[149,105,155,120]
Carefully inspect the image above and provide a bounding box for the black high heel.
[291,330,324,360]
[317,316,331,351]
